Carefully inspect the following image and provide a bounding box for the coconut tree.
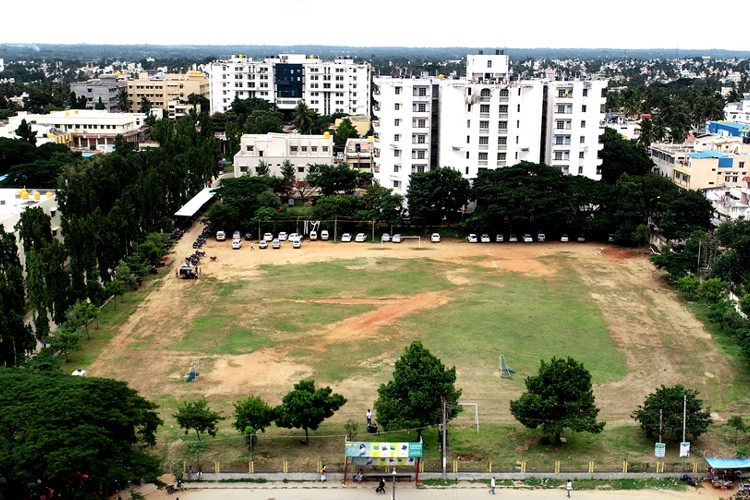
[292,102,316,134]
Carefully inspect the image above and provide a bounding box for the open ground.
[83,222,750,471]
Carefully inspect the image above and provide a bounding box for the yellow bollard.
[692,462,698,474]
[622,460,628,473]
[588,461,595,474]
[183,460,187,473]
[249,461,254,474]
[453,461,459,473]
[488,461,492,473]
[554,461,560,474]
[283,460,289,474]
[521,461,527,474]
[215,461,220,473]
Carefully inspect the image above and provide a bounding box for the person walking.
[376,477,386,494]
[489,475,496,494]
[366,409,372,424]
[320,464,327,482]
[566,479,572,498]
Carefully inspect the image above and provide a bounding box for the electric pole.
[441,396,447,480]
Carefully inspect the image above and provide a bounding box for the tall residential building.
[127,71,210,115]
[70,74,128,112]
[372,51,607,196]
[208,54,371,117]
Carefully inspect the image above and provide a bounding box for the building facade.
[208,54,371,117]
[127,71,210,115]
[342,137,375,173]
[233,132,334,178]
[372,51,607,196]
[70,74,128,112]
[724,93,750,125]
[705,181,750,221]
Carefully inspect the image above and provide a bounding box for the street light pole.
[392,468,397,500]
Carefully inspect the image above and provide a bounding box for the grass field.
[71,234,750,474]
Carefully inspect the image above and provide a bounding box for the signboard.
[655,442,666,458]
[345,441,423,459]
[680,442,691,458]
[351,457,418,466]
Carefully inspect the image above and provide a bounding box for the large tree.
[374,341,462,439]
[0,229,35,366]
[174,399,223,440]
[0,369,162,498]
[306,163,359,196]
[632,384,712,440]
[599,127,655,184]
[407,167,470,226]
[510,357,605,443]
[274,379,346,444]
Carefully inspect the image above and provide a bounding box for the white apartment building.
[705,181,750,221]
[233,132,334,178]
[372,51,607,196]
[724,93,750,125]
[208,54,371,117]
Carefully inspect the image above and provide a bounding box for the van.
[216,230,226,241]
[320,230,329,241]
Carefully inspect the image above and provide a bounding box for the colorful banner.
[345,441,423,458]
[351,457,418,466]
[680,442,691,458]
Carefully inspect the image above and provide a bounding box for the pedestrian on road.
[250,241,254,250]
[376,477,386,494]
[489,476,496,494]
[320,464,327,482]
[366,409,372,424]
[566,479,572,497]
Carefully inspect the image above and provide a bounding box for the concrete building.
[0,188,61,273]
[70,74,128,112]
[342,137,375,174]
[233,132,334,178]
[4,110,146,152]
[208,54,371,117]
[372,51,607,196]
[704,179,750,221]
[127,71,209,115]
[724,93,750,125]
[672,151,750,190]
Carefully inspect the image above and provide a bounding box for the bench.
[362,473,412,482]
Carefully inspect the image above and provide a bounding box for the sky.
[3,0,748,52]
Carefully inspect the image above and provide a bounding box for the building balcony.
[498,113,508,119]
[554,125,572,131]
[552,142,572,147]
[479,96,491,102]
[480,112,490,119]
[479,127,489,133]
[496,160,507,167]
[497,144,507,150]
[478,160,489,166]
[412,95,430,101]
[479,144,488,150]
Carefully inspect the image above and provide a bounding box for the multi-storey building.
[127,71,210,115]
[724,93,750,125]
[70,74,128,112]
[208,54,370,117]
[342,137,375,174]
[233,132,334,178]
[372,51,607,196]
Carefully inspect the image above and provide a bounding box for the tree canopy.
[174,399,223,440]
[407,167,470,226]
[632,384,712,440]
[274,379,346,444]
[0,369,162,499]
[599,127,655,184]
[510,357,605,443]
[374,341,462,439]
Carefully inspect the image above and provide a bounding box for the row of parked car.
[467,233,588,243]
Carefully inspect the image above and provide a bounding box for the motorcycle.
[681,474,698,487]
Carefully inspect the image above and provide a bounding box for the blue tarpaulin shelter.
[706,458,750,469]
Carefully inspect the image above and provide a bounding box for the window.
[417,119,426,128]
[578,166,583,174]
[579,151,585,159]
[580,136,585,144]
[583,88,588,97]
[487,60,492,68]
[322,146,329,152]
[297,166,305,173]
[466,166,469,174]
[466,152,470,159]
[394,165,400,172]
[395,86,402,95]
[415,135,426,144]
[581,120,586,128]
[499,89,509,97]
[479,152,488,161]
[411,165,426,173]
[467,135,470,143]
[479,136,489,145]
[394,149,401,158]
[467,119,471,127]
[301,146,307,152]
[246,145,254,152]
[499,105,508,113]
[394,118,400,126]
[554,151,564,160]
[480,104,490,113]
[394,134,400,141]
[481,88,491,97]
[311,146,318,152]
[467,104,472,112]
[497,152,506,160]
[582,104,587,112]
[416,103,427,112]
[498,136,507,145]
[498,121,507,129]
[740,161,745,168]
[290,146,298,152]
[479,120,489,129]
[417,87,427,96]
[395,103,401,110]
[255,166,264,174]
[557,105,566,113]
[416,150,426,159]
[393,180,400,188]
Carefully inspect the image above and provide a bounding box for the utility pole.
[697,240,702,279]
[441,396,447,480]
[659,409,663,443]
[682,394,687,443]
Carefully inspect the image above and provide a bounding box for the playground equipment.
[499,354,515,379]
[186,360,200,382]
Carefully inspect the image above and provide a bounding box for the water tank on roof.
[324,131,330,139]
[33,191,40,201]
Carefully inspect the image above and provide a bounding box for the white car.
[508,234,518,242]
[320,230,329,241]
[288,233,301,241]
[292,238,302,248]
[215,230,226,241]
[392,234,402,243]
[263,232,274,242]
[496,234,504,242]
[278,232,288,241]
[481,234,491,243]
[577,234,586,242]
[272,238,281,249]
[560,234,569,242]
[232,231,241,240]
[231,238,242,249]
[355,233,367,242]
[467,234,478,243]
[431,233,441,243]
[341,233,352,242]
[258,239,268,249]
[309,231,318,241]
[523,234,533,243]
[537,233,546,242]
[381,233,391,242]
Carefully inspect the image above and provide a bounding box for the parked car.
[355,233,367,242]
[577,234,586,242]
[481,234,491,243]
[233,231,241,240]
[608,234,615,242]
[292,238,302,249]
[309,231,318,240]
[278,232,288,241]
[523,234,533,243]
[263,233,274,242]
[216,230,226,241]
[231,238,242,250]
[381,233,391,242]
[288,233,301,241]
[272,238,281,249]
[508,234,518,242]
[560,233,569,242]
[537,233,546,242]
[320,230,329,241]
[341,233,352,242]
[431,233,441,243]
[467,234,478,243]
[258,239,268,249]
[495,234,504,242]
[392,234,402,243]
[244,232,253,241]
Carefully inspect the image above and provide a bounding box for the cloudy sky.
[3,0,747,51]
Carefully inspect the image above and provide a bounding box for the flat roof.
[688,151,729,159]
[174,187,216,217]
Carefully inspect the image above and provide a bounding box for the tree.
[292,101,317,134]
[510,357,605,443]
[632,385,712,440]
[140,96,152,115]
[280,159,297,198]
[14,118,37,145]
[274,379,346,444]
[0,228,35,367]
[94,96,106,110]
[374,341,462,440]
[407,167,470,226]
[255,159,270,176]
[116,89,131,112]
[48,323,83,361]
[727,415,746,444]
[599,127,654,183]
[233,395,274,446]
[65,299,100,339]
[174,399,223,440]
[306,163,358,196]
[332,118,359,152]
[0,369,162,499]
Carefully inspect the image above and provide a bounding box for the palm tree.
[637,118,653,149]
[292,102,316,134]
[117,89,131,112]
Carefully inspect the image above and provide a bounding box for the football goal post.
[499,354,515,379]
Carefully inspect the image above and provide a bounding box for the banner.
[680,442,691,458]
[351,457,418,466]
[345,441,423,458]
[655,442,666,458]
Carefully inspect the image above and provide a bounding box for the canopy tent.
[706,457,750,469]
[174,187,216,218]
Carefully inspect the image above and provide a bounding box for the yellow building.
[673,151,750,190]
[127,71,209,115]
